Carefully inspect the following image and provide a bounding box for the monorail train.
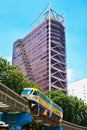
[21,88,63,123]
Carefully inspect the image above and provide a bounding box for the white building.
[68,78,87,103]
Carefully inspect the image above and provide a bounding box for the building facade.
[12,8,67,91]
[68,78,87,103]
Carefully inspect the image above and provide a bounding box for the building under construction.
[12,5,67,91]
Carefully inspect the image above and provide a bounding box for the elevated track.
[62,120,87,130]
[0,83,29,112]
[0,82,87,129]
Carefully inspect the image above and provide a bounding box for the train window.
[21,89,33,94]
[33,91,37,95]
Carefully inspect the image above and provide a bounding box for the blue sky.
[0,0,87,83]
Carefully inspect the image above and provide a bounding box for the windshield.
[33,91,37,95]
[21,89,32,95]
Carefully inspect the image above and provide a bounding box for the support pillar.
[1,112,32,130]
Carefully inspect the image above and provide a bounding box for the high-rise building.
[12,7,67,91]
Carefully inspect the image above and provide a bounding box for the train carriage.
[21,88,63,123]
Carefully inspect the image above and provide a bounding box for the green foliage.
[25,80,41,90]
[0,57,40,94]
[46,90,87,127]
[0,57,28,93]
[22,122,42,130]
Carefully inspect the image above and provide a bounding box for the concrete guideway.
[0,82,87,130]
[0,83,29,112]
[62,120,87,130]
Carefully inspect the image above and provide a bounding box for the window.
[33,91,37,95]
[21,89,32,94]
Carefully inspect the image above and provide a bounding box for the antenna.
[48,0,51,9]
[48,1,51,17]
[31,3,49,30]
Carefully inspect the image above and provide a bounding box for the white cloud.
[5,55,12,64]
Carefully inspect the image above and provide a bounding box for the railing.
[0,83,29,112]
[62,120,87,130]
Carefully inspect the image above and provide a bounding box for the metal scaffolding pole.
[48,4,51,92]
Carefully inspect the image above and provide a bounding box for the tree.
[25,80,41,90]
[0,57,29,93]
[46,90,87,127]
[0,57,39,94]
